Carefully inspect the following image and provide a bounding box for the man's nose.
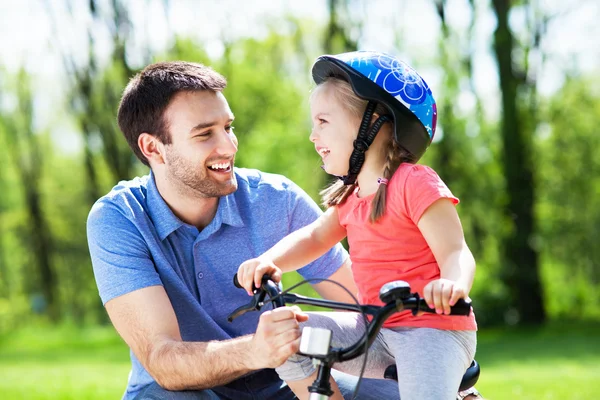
[309,129,318,143]
[217,129,238,155]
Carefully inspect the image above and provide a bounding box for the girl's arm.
[238,206,347,294]
[417,198,476,315]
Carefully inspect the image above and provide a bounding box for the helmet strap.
[339,101,391,185]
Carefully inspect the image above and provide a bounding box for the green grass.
[0,322,598,399]
[0,324,130,399]
[473,322,600,399]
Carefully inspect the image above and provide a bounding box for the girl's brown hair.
[317,78,417,222]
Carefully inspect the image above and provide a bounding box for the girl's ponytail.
[321,180,356,209]
[370,135,416,223]
[370,139,401,222]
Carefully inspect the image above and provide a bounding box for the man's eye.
[319,119,327,124]
[226,125,235,133]
[195,131,211,138]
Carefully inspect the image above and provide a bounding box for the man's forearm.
[147,334,256,391]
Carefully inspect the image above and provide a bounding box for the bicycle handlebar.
[228,273,472,363]
[228,274,475,398]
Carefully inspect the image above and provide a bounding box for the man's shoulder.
[233,168,324,226]
[234,167,297,192]
[88,175,151,221]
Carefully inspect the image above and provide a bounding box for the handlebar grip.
[232,273,272,291]
[233,273,242,289]
[419,298,472,316]
[448,298,472,315]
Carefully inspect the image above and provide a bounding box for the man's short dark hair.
[117,61,227,166]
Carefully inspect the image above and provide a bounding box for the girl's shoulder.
[389,163,457,222]
[391,163,442,187]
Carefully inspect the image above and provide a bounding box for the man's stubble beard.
[165,148,237,199]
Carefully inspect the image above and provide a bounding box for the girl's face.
[309,83,360,176]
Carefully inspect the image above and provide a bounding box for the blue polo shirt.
[87,167,347,399]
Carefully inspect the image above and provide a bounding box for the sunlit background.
[0,0,599,399]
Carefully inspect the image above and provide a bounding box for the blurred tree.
[45,0,141,203]
[432,0,487,247]
[1,0,596,328]
[324,0,360,53]
[2,70,57,320]
[0,93,8,299]
[41,0,151,323]
[91,0,139,181]
[214,33,323,197]
[428,0,506,325]
[44,0,100,206]
[44,144,106,324]
[537,75,600,319]
[491,0,545,324]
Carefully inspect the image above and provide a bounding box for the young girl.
[237,51,478,400]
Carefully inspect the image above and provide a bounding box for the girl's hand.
[237,257,283,296]
[423,278,469,315]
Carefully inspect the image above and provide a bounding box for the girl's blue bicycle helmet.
[312,51,437,165]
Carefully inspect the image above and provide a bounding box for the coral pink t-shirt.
[337,163,477,330]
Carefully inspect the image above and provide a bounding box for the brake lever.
[227,289,268,322]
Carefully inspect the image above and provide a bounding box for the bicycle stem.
[280,293,401,363]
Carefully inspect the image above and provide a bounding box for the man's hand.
[248,306,308,369]
[237,257,283,295]
[423,278,469,315]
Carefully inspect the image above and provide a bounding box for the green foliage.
[536,76,600,319]
[426,18,509,325]
[0,10,599,330]
[0,296,29,335]
[220,34,327,198]
[43,151,108,324]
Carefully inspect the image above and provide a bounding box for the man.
[87,61,401,399]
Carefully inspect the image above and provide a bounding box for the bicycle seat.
[383,359,480,391]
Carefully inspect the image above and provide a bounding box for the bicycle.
[228,274,480,400]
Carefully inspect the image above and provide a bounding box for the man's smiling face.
[162,90,239,198]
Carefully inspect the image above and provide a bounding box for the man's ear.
[138,133,165,165]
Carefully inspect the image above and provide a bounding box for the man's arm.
[88,201,306,391]
[105,285,306,390]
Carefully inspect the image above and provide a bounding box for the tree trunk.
[324,0,358,54]
[0,157,7,297]
[24,184,57,320]
[6,71,59,320]
[433,0,455,187]
[491,0,545,325]
[0,217,7,297]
